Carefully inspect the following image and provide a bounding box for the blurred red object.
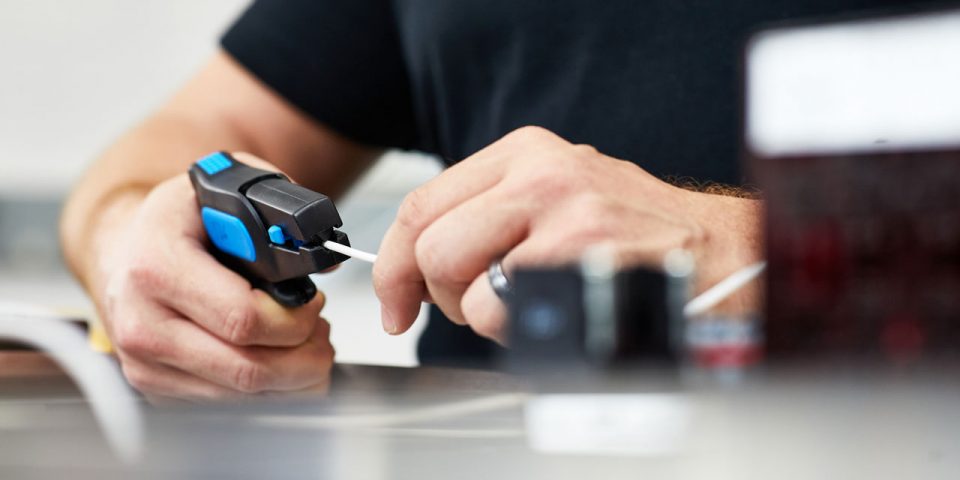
[756,150,960,360]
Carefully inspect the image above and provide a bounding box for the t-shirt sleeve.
[221,0,417,149]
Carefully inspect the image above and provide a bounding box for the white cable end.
[322,240,378,263]
[683,262,767,318]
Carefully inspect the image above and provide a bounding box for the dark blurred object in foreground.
[746,7,960,362]
[760,149,960,360]
[504,261,687,375]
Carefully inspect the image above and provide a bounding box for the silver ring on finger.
[487,259,513,302]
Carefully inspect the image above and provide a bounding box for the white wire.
[683,261,767,318]
[249,393,526,430]
[0,315,144,464]
[323,240,378,263]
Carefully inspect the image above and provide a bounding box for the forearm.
[60,110,257,296]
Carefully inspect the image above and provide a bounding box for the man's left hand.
[373,126,762,344]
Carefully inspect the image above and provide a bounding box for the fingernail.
[381,305,398,334]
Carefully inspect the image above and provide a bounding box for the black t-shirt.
[222,0,926,366]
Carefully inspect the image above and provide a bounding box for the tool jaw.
[245,178,344,244]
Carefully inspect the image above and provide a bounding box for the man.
[59,0,911,401]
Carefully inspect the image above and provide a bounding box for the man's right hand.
[91,157,334,403]
[59,52,379,402]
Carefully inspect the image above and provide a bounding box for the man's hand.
[90,154,334,402]
[60,53,380,402]
[373,126,762,343]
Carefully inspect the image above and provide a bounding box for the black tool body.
[188,152,350,307]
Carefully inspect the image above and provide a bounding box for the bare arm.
[62,51,379,298]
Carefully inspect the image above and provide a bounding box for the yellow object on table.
[87,316,114,354]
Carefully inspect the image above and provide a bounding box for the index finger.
[373,127,567,334]
[372,153,510,334]
[153,243,325,346]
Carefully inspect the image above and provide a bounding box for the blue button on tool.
[268,225,287,245]
[201,207,256,262]
[197,152,233,175]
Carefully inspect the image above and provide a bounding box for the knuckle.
[306,340,336,373]
[113,321,155,357]
[616,158,643,176]
[524,168,577,199]
[314,317,333,338]
[290,315,317,344]
[508,125,556,144]
[396,188,431,231]
[224,304,258,345]
[414,231,453,282]
[122,365,155,393]
[141,180,190,217]
[229,151,259,164]
[318,342,336,366]
[556,146,593,172]
[231,360,268,393]
[125,260,166,293]
[682,222,707,250]
[571,143,599,159]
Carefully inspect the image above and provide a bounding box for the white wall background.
[1,1,244,196]
[0,0,442,366]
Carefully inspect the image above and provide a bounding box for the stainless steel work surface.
[2,359,959,480]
